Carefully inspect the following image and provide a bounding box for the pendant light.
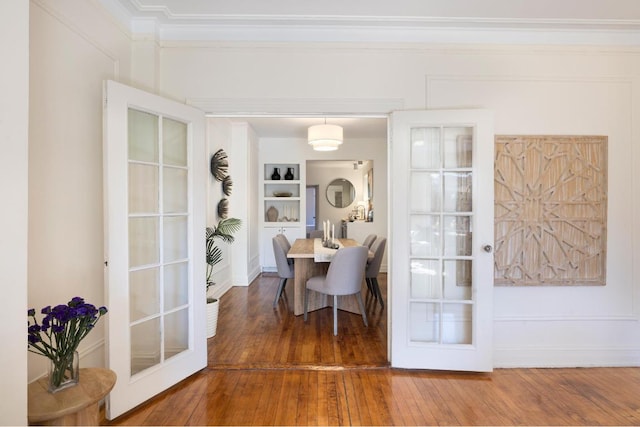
[308,119,343,151]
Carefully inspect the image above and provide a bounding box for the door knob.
[482,244,493,253]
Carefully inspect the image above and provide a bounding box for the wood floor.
[108,274,640,426]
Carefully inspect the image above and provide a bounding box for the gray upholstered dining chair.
[362,233,377,249]
[304,246,368,335]
[272,234,294,307]
[365,237,387,308]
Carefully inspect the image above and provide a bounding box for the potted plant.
[206,217,241,337]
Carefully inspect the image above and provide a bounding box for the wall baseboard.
[494,347,640,368]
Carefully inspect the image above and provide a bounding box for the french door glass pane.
[442,304,472,344]
[410,259,441,299]
[410,172,441,212]
[131,317,161,376]
[162,118,188,167]
[409,302,439,342]
[129,164,159,214]
[443,215,472,257]
[164,308,189,360]
[410,215,440,257]
[128,110,158,163]
[164,262,188,310]
[129,217,159,267]
[444,260,472,299]
[443,172,472,212]
[443,127,473,168]
[411,127,441,169]
[129,268,160,322]
[163,216,188,262]
[163,167,188,213]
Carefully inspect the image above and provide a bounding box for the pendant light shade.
[308,123,343,151]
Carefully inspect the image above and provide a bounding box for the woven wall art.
[494,135,607,286]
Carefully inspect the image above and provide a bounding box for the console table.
[28,367,116,426]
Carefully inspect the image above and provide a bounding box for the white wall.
[158,42,640,367]
[28,0,131,381]
[230,122,261,286]
[0,1,29,424]
[205,119,260,295]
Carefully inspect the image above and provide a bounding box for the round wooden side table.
[28,367,117,426]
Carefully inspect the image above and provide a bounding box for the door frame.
[202,103,400,366]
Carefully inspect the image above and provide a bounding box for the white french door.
[390,109,494,372]
[103,80,207,418]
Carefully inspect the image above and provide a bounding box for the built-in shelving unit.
[260,163,305,271]
[263,163,301,225]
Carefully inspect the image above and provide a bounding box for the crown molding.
[98,0,640,45]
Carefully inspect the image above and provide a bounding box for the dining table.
[287,238,371,316]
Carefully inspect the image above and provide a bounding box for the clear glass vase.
[48,351,79,393]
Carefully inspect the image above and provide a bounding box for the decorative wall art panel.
[494,135,607,286]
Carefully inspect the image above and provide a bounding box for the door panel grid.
[409,125,474,346]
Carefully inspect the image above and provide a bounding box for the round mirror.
[326,178,356,208]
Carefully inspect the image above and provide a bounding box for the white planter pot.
[206,298,219,338]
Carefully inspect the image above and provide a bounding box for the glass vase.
[48,351,79,393]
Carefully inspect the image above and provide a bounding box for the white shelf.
[264,180,300,184]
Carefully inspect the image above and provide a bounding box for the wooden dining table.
[287,238,370,316]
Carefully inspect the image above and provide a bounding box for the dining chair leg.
[304,287,309,321]
[273,278,287,307]
[365,277,373,294]
[333,295,338,336]
[371,277,384,309]
[356,292,368,327]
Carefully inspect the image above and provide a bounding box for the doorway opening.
[306,185,319,236]
[209,114,389,368]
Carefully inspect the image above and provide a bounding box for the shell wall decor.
[210,149,229,182]
[222,175,233,196]
[217,198,229,219]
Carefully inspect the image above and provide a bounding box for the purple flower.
[27,297,108,363]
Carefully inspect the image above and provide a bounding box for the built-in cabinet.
[260,163,305,270]
[345,220,376,244]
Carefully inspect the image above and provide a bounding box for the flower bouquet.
[28,297,108,392]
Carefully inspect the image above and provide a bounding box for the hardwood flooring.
[108,274,640,426]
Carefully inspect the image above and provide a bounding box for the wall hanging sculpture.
[222,175,233,196]
[494,135,607,286]
[210,149,229,182]
[217,198,229,219]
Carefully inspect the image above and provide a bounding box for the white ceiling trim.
[98,0,640,45]
[156,24,640,46]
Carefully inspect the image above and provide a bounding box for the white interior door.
[103,80,207,418]
[390,109,494,372]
